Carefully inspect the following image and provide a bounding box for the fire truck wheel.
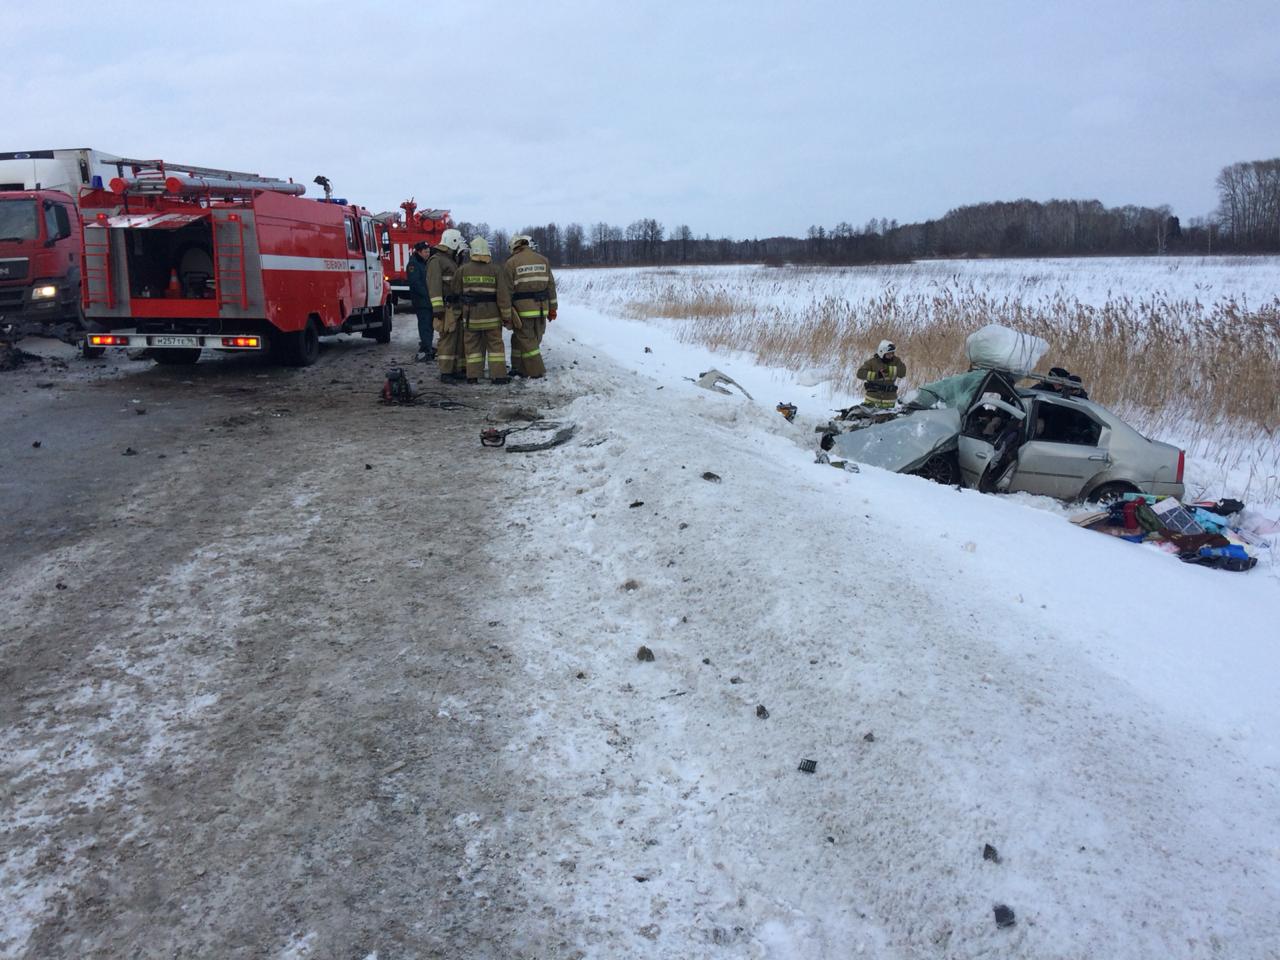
[373,305,393,344]
[152,348,202,365]
[279,319,321,367]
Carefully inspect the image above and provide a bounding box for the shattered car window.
[903,370,987,411]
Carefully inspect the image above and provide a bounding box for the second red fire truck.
[80,160,391,366]
[375,199,451,311]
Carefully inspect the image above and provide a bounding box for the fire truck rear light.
[88,334,129,346]
[221,336,260,348]
[1176,449,1185,484]
[228,214,241,222]
[96,213,108,222]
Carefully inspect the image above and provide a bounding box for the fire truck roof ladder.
[108,158,303,199]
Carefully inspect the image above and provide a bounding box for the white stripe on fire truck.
[259,255,366,272]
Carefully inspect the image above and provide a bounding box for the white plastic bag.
[964,324,1049,375]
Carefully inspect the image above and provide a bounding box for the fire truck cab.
[375,199,451,311]
[80,160,391,366]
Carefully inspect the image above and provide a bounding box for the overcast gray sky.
[9,0,1279,237]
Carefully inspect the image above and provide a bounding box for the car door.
[1006,397,1110,499]
[957,391,1026,488]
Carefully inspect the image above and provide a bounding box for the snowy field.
[557,256,1280,314]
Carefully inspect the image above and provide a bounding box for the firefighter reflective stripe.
[516,308,545,318]
[519,348,541,358]
[430,297,444,307]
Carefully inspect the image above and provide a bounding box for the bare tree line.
[453,156,1280,266]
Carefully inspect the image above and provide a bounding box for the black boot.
[491,377,510,385]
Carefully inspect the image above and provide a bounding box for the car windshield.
[0,199,39,241]
[904,370,987,411]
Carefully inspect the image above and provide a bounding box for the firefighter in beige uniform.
[429,228,466,382]
[452,236,512,384]
[503,234,556,378]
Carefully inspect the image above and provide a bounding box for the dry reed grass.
[625,277,1280,499]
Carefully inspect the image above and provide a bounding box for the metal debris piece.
[756,704,769,719]
[636,645,655,662]
[863,731,876,742]
[993,905,1016,928]
[983,843,1000,863]
[701,471,721,483]
[690,368,754,400]
[629,500,644,508]
[798,758,817,774]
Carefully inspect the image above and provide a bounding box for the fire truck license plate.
[152,336,198,347]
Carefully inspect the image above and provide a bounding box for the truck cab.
[0,190,83,340]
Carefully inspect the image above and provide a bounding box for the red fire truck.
[80,160,391,366]
[375,199,451,311]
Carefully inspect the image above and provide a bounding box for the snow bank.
[482,292,1280,957]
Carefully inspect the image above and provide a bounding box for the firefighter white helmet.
[877,339,896,358]
[510,233,533,252]
[469,236,491,259]
[438,228,464,252]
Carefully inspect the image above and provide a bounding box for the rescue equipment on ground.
[776,402,797,422]
[479,420,577,452]
[380,367,415,404]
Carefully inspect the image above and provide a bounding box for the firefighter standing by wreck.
[856,340,906,408]
[428,228,466,380]
[503,234,557,378]
[452,237,512,384]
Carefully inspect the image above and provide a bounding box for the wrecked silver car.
[822,369,1185,502]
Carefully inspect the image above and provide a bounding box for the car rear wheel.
[910,452,960,486]
[1089,482,1137,504]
